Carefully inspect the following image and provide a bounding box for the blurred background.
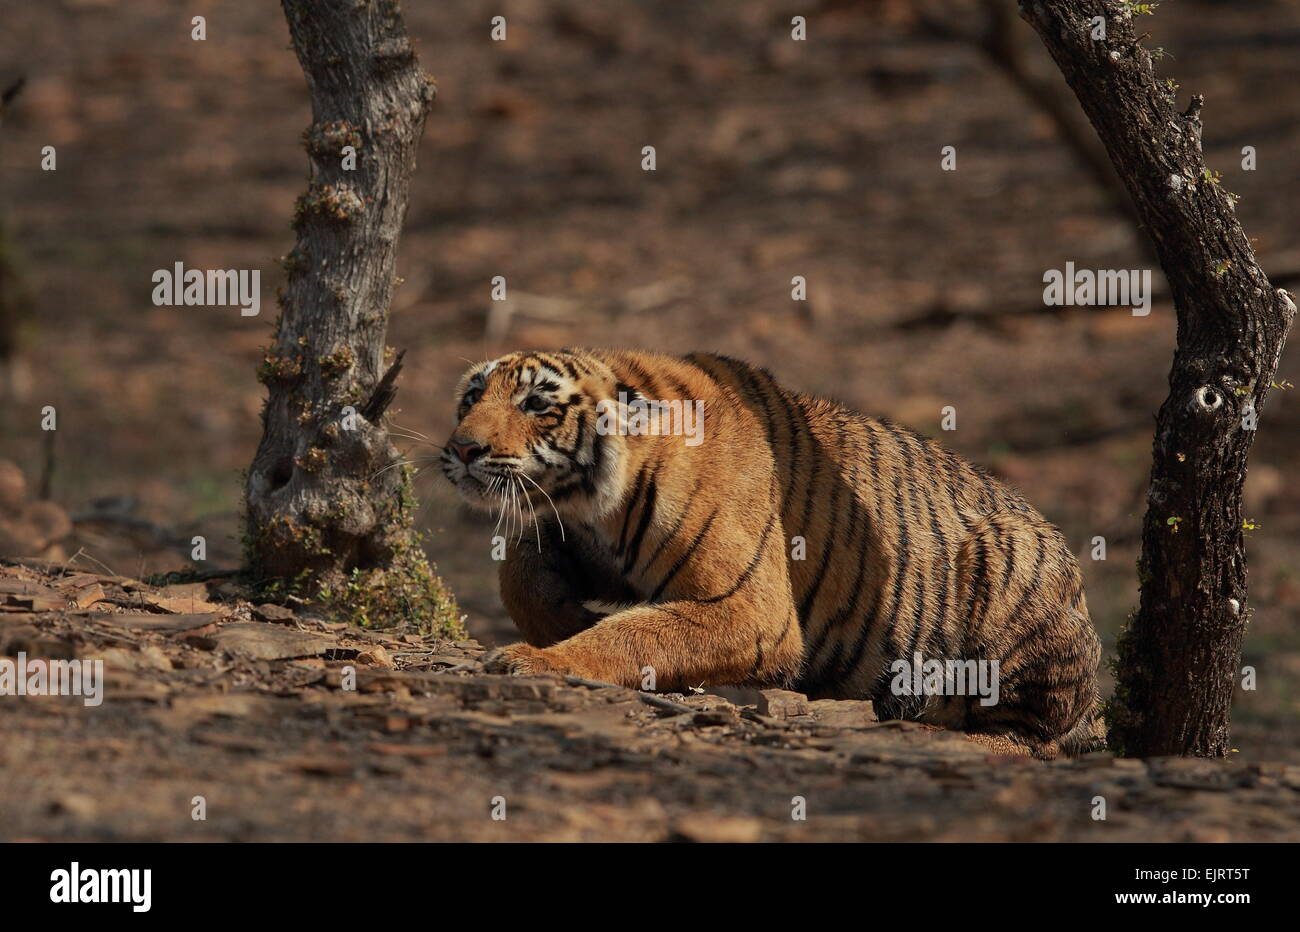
[1,0,1297,758]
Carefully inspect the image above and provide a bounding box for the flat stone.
[90,611,220,634]
[146,584,224,613]
[670,814,763,843]
[208,622,336,660]
[757,688,811,719]
[252,603,296,623]
[356,645,395,668]
[58,574,108,609]
[808,699,877,728]
[0,579,65,611]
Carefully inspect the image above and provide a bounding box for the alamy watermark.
[50,862,151,912]
[1043,261,1151,316]
[151,261,260,316]
[890,651,1000,707]
[595,392,704,447]
[0,652,103,707]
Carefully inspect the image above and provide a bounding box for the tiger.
[440,348,1103,758]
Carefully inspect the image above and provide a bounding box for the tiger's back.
[684,353,1097,732]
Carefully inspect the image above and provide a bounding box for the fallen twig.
[563,675,694,715]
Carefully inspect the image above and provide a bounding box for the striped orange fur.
[441,349,1103,757]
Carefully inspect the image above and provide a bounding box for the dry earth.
[2,557,1298,843]
[3,0,1299,761]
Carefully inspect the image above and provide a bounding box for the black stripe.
[615,468,649,554]
[876,437,916,665]
[620,357,663,402]
[898,436,933,664]
[834,538,888,691]
[661,373,693,400]
[650,509,719,600]
[533,352,569,381]
[749,364,805,506]
[657,605,705,628]
[975,466,998,511]
[551,354,581,381]
[998,523,1018,600]
[962,532,991,656]
[707,355,779,449]
[800,426,863,662]
[977,525,1015,632]
[699,515,776,604]
[622,467,661,572]
[585,429,606,494]
[902,572,928,668]
[570,409,588,463]
[805,432,870,683]
[807,502,871,685]
[735,370,780,450]
[750,635,765,678]
[920,460,952,659]
[538,400,571,429]
[772,609,794,655]
[844,452,911,694]
[1001,531,1046,641]
[613,381,640,403]
[640,478,702,574]
[794,434,833,626]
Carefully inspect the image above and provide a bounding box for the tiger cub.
[441,348,1102,757]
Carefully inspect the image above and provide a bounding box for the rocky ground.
[5,1,1300,763]
[2,557,1298,843]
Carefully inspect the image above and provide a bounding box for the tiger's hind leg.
[952,512,1102,760]
[961,611,1102,759]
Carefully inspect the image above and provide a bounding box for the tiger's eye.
[523,395,550,413]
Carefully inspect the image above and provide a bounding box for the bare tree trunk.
[245,0,459,635]
[0,77,31,405]
[1019,1,1295,755]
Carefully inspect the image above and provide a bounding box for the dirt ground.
[3,557,1299,842]
[1,0,1299,837]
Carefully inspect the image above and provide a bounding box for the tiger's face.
[441,351,625,521]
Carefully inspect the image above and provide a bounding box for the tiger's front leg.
[487,598,797,690]
[487,519,803,690]
[497,521,639,647]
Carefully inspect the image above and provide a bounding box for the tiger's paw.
[481,643,567,678]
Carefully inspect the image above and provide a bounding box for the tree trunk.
[245,0,459,635]
[0,78,31,403]
[1019,1,1295,755]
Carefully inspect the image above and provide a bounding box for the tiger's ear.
[613,382,644,407]
[453,359,498,401]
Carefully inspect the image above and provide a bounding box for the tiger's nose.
[449,439,488,464]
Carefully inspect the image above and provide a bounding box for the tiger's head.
[441,350,631,523]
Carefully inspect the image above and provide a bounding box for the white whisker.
[517,474,544,552]
[519,471,566,542]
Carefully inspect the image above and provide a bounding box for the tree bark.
[1018,1,1295,755]
[245,0,458,634]
[0,78,31,401]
